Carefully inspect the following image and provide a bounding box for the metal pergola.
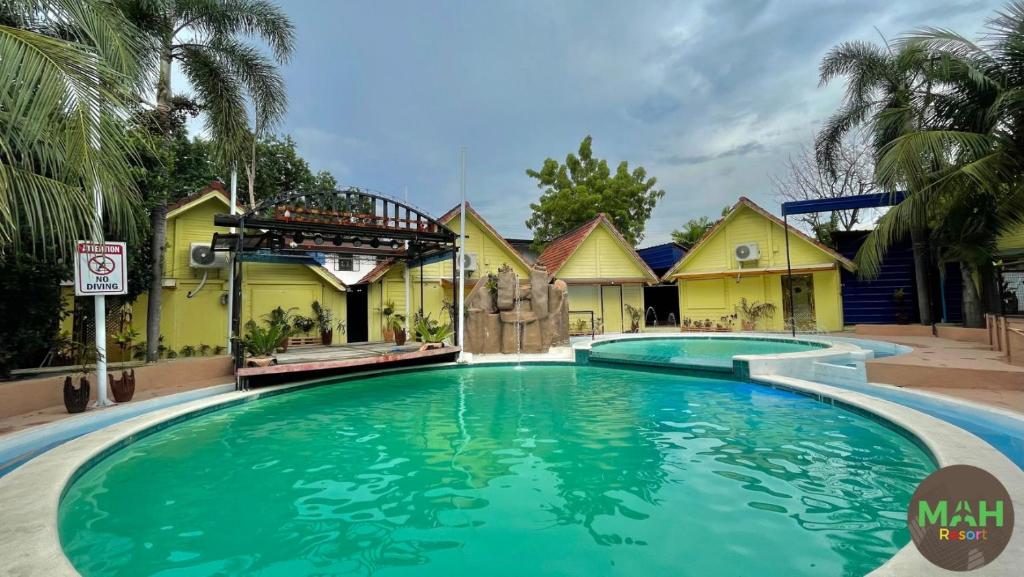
[211,187,459,374]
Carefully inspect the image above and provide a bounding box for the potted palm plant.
[624,304,642,333]
[388,314,407,346]
[381,300,396,341]
[263,306,298,351]
[413,313,454,350]
[735,298,776,331]
[242,319,290,367]
[311,301,336,345]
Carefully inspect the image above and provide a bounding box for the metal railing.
[569,310,596,340]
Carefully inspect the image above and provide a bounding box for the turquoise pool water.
[59,365,933,577]
[590,337,828,369]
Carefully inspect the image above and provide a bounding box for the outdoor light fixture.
[351,238,363,248]
[332,235,344,246]
[313,234,325,245]
[369,238,380,249]
[293,232,305,244]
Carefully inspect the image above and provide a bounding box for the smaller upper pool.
[589,336,828,370]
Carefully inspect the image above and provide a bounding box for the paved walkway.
[0,375,231,438]
[863,334,1024,413]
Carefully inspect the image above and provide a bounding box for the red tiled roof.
[356,259,396,284]
[661,196,856,280]
[535,214,658,282]
[439,202,532,272]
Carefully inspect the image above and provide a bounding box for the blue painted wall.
[835,231,963,324]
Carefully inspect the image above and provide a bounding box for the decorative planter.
[383,329,395,342]
[63,376,90,414]
[419,342,444,351]
[109,369,136,402]
[320,329,333,345]
[394,329,407,346]
[245,356,278,368]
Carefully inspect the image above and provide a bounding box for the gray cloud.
[270,0,996,243]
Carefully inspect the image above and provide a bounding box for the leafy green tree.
[526,136,665,249]
[0,0,144,254]
[0,251,70,377]
[118,0,295,361]
[671,216,713,250]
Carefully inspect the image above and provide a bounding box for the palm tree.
[118,0,295,361]
[0,0,145,253]
[816,38,938,325]
[865,3,1024,326]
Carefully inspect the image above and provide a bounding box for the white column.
[227,167,238,352]
[92,179,110,407]
[457,148,467,359]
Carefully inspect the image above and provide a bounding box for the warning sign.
[74,241,127,296]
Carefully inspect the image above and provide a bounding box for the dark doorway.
[643,284,680,327]
[346,284,369,342]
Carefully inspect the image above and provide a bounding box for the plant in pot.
[311,301,336,345]
[624,304,642,333]
[56,334,101,413]
[735,298,776,331]
[293,313,317,339]
[388,314,407,346]
[381,300,396,341]
[413,313,454,350]
[263,306,299,351]
[893,288,910,324]
[242,319,290,366]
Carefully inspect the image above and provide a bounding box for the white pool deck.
[0,336,1022,576]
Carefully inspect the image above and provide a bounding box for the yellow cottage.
[662,197,856,332]
[359,203,532,341]
[536,214,658,334]
[64,182,348,359]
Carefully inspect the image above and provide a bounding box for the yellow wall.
[565,283,644,334]
[559,225,648,280]
[672,204,845,331]
[676,205,833,274]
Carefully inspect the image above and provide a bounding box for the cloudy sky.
[261,0,998,245]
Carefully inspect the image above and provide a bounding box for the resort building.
[536,214,658,334]
[356,202,532,341]
[662,197,855,332]
[63,182,348,357]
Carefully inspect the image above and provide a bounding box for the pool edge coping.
[0,362,1019,577]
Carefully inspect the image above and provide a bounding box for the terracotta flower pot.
[64,376,90,414]
[110,369,135,403]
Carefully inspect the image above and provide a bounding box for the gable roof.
[356,259,396,284]
[166,181,245,219]
[438,202,533,272]
[536,214,658,282]
[662,196,856,280]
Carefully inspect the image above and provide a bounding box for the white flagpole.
[227,167,238,353]
[89,56,110,407]
[457,148,467,360]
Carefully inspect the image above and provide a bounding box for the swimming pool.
[589,336,829,370]
[59,364,933,577]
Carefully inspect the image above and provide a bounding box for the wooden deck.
[236,342,460,387]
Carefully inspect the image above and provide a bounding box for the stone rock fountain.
[463,265,569,355]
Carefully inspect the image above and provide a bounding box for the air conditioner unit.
[463,252,479,272]
[189,243,229,269]
[734,242,760,262]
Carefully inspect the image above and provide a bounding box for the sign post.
[74,240,127,407]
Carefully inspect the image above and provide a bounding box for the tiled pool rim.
[0,362,1021,577]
